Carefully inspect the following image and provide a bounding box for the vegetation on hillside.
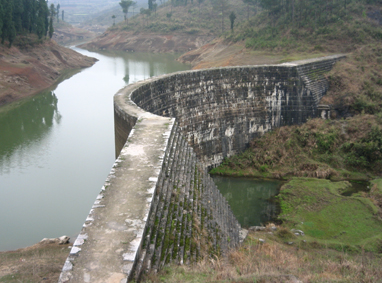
[208,0,382,179]
[141,178,382,282]
[110,0,248,35]
[210,114,382,179]
[190,2,382,280]
[0,0,61,47]
[228,0,382,51]
[146,231,382,282]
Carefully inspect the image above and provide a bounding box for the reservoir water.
[212,176,282,227]
[0,48,190,251]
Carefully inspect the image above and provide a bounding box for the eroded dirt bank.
[79,30,215,53]
[178,38,331,69]
[0,40,97,107]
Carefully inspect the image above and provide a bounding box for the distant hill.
[48,0,147,26]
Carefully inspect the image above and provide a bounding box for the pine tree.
[0,0,3,39]
[1,0,15,45]
[229,11,236,32]
[48,16,53,38]
[56,4,60,23]
[211,0,230,33]
[36,0,48,39]
[12,0,23,33]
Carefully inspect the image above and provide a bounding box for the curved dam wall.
[59,55,344,283]
[119,54,345,167]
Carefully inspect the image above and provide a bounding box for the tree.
[50,3,56,19]
[153,3,157,15]
[49,3,55,38]
[211,0,230,33]
[229,11,236,32]
[56,3,60,23]
[48,16,53,38]
[140,8,151,25]
[12,0,24,33]
[112,15,116,25]
[119,0,135,24]
[62,10,64,21]
[2,0,16,46]
[0,0,3,39]
[36,0,49,39]
[0,0,50,45]
[197,0,204,16]
[242,0,257,20]
[28,0,37,33]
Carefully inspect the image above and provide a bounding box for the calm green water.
[0,48,190,251]
[212,176,283,228]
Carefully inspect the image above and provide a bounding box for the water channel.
[0,48,190,251]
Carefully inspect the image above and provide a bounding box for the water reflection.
[0,91,60,174]
[212,176,282,227]
[95,50,187,84]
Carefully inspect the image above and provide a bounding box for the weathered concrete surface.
[59,88,175,282]
[128,54,345,167]
[59,55,345,283]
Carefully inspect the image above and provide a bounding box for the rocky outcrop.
[40,236,70,245]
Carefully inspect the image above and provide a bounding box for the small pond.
[212,176,283,228]
[340,180,371,196]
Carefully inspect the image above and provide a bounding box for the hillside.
[180,1,382,67]
[80,0,248,52]
[208,1,382,179]
[0,37,97,107]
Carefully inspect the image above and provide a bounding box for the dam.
[59,54,344,283]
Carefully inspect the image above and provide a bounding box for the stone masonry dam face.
[59,55,344,283]
[116,55,345,168]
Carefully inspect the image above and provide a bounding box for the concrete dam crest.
[59,54,345,283]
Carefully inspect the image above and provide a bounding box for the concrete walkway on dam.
[59,93,175,282]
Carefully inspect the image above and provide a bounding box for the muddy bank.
[79,30,214,53]
[0,40,97,107]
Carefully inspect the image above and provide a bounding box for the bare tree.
[119,0,135,24]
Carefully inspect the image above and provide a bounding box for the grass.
[143,178,382,282]
[210,115,382,180]
[144,227,382,282]
[0,243,71,283]
[276,178,382,253]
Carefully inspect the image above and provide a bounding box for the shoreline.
[0,40,97,108]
